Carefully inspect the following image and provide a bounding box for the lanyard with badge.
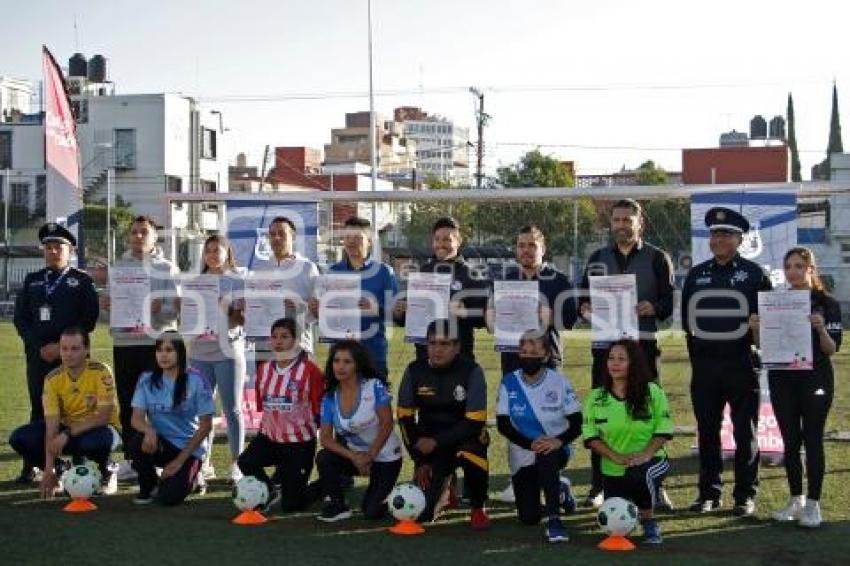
[39,268,70,322]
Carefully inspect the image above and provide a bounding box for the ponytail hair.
[152,331,189,408]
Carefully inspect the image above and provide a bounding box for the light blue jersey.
[320,378,402,463]
[132,369,216,460]
[496,368,582,473]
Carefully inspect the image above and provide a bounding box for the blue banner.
[226,201,319,270]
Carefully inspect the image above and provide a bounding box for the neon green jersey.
[581,383,674,477]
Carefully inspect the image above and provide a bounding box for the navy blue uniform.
[681,254,771,504]
[13,266,99,422]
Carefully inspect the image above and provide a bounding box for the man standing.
[394,216,490,362]
[488,224,577,375]
[578,198,675,508]
[13,222,99,483]
[397,319,490,529]
[682,207,772,517]
[8,327,120,498]
[310,216,398,377]
[103,216,179,478]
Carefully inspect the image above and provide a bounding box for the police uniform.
[681,208,772,511]
[397,355,489,521]
[13,224,99,424]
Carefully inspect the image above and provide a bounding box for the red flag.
[42,45,82,230]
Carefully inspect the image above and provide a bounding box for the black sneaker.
[732,498,756,517]
[689,497,722,513]
[317,500,353,523]
[134,487,158,505]
[261,486,282,514]
[15,463,36,484]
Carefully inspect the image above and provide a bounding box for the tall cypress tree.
[787,93,802,182]
[827,82,844,156]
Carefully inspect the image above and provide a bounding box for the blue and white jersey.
[496,368,582,473]
[320,378,402,463]
[131,369,216,460]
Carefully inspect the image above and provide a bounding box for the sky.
[3,0,849,179]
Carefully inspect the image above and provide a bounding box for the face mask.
[519,357,546,375]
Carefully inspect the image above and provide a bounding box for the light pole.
[367,0,380,256]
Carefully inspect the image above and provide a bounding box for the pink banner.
[720,401,785,454]
[42,46,82,230]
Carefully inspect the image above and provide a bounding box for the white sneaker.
[497,483,515,503]
[201,464,216,481]
[116,460,138,481]
[99,463,119,496]
[773,496,805,522]
[230,463,243,483]
[798,500,822,528]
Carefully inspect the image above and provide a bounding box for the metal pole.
[3,169,9,297]
[368,0,380,256]
[106,167,113,265]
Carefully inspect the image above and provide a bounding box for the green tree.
[787,93,802,182]
[633,160,690,259]
[479,149,597,258]
[81,198,135,261]
[813,82,844,180]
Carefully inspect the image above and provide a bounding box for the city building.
[394,106,469,184]
[324,111,417,177]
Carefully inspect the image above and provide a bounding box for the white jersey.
[496,368,582,474]
[320,378,402,463]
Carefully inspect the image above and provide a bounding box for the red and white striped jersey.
[255,356,325,443]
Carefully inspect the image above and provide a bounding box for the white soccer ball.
[596,497,639,536]
[388,482,426,521]
[62,464,100,499]
[233,476,269,511]
[82,460,103,483]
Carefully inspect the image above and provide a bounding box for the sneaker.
[545,516,569,543]
[116,460,138,482]
[201,464,216,481]
[470,507,490,530]
[732,498,756,517]
[230,463,243,484]
[798,500,822,528]
[432,476,454,521]
[446,475,460,509]
[134,487,158,505]
[15,464,37,484]
[99,464,119,496]
[559,476,577,515]
[656,487,675,513]
[773,496,805,522]
[641,519,663,544]
[317,500,353,523]
[583,491,604,509]
[262,486,282,514]
[688,497,722,513]
[497,483,515,503]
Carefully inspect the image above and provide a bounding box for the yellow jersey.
[42,361,121,430]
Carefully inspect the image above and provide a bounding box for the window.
[166,176,183,193]
[34,176,46,216]
[114,129,136,169]
[202,128,217,159]
[201,180,217,193]
[0,131,11,169]
[11,182,29,206]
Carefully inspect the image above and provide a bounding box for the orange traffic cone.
[388,519,425,536]
[597,535,635,551]
[232,510,268,525]
[64,498,98,513]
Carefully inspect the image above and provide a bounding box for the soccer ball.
[232,476,269,511]
[82,460,103,483]
[388,483,426,521]
[62,465,99,499]
[596,497,639,536]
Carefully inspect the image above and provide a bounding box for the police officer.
[681,207,772,516]
[577,198,675,510]
[13,222,99,483]
[394,216,491,361]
